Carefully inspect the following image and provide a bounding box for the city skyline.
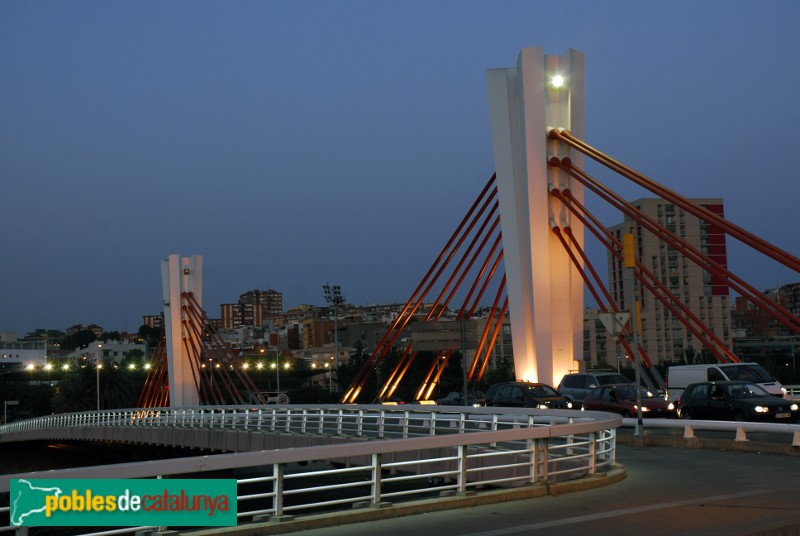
[3,1,799,337]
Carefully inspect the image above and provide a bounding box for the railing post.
[273,463,284,517]
[371,453,382,504]
[528,438,538,483]
[457,445,468,493]
[539,438,549,482]
[588,431,597,474]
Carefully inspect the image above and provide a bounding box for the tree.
[60,329,97,352]
[138,325,163,348]
[100,331,121,342]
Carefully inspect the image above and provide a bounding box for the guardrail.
[0,406,621,536]
[786,384,800,398]
[619,416,800,445]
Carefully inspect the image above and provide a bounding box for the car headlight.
[567,401,573,409]
[790,403,799,411]
[754,406,768,413]
[667,402,675,411]
[537,404,549,410]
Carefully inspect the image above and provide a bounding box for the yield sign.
[598,312,630,336]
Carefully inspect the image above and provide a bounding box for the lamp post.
[323,283,344,392]
[96,344,103,411]
[271,361,280,397]
[271,360,291,403]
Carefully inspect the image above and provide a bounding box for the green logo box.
[10,478,237,527]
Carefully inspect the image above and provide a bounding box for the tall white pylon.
[161,253,203,407]
[486,47,585,387]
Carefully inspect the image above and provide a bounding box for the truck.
[666,363,786,402]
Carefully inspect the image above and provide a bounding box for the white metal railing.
[0,406,620,536]
[785,384,800,398]
[619,416,800,445]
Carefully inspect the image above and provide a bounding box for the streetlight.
[96,344,103,411]
[325,361,332,393]
[323,283,344,392]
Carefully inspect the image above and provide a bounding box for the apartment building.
[606,198,732,365]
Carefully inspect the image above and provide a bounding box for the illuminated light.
[270,363,277,370]
[25,364,35,371]
[551,74,565,88]
[144,363,152,370]
[44,364,53,371]
[311,363,317,369]
[566,401,573,409]
[128,364,136,370]
[791,404,799,411]
[256,362,264,370]
[667,402,675,411]
[754,406,768,413]
[62,364,70,371]
[537,404,548,410]
[242,363,249,370]
[418,399,436,405]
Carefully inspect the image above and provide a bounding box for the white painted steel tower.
[161,253,203,407]
[486,47,585,387]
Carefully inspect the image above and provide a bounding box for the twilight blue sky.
[2,1,799,336]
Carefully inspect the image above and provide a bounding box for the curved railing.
[0,406,622,536]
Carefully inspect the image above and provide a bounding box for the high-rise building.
[606,198,732,364]
[221,289,283,330]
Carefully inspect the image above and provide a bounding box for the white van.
[666,363,786,402]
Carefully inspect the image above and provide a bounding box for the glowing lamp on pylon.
[551,74,565,88]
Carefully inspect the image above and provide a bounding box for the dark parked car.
[485,381,573,409]
[557,372,632,404]
[678,381,799,422]
[436,390,486,407]
[582,384,675,418]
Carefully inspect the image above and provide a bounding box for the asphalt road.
[287,443,800,536]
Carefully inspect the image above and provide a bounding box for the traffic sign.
[598,312,630,336]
